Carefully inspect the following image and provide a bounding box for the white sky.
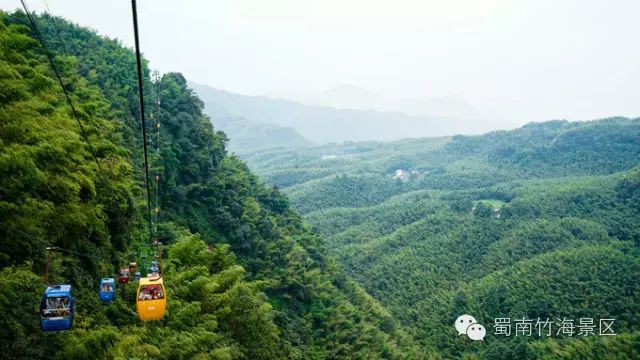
[2,0,639,123]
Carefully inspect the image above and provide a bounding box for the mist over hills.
[266,84,482,119]
[213,116,311,153]
[190,81,516,147]
[3,2,640,358]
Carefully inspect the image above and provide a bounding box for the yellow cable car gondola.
[136,275,166,321]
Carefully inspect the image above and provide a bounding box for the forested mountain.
[245,118,640,358]
[208,115,311,154]
[2,7,639,360]
[244,118,640,212]
[0,11,418,359]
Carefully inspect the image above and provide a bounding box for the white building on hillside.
[393,169,411,182]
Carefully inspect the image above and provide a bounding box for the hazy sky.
[2,0,639,124]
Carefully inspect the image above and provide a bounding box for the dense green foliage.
[0,14,135,267]
[2,8,639,359]
[0,11,418,359]
[246,117,640,358]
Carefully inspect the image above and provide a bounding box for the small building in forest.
[393,169,411,182]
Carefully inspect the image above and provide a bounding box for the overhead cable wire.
[152,70,161,237]
[130,0,154,243]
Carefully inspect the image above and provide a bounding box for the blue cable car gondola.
[134,271,141,281]
[40,285,74,332]
[150,260,159,273]
[99,278,116,302]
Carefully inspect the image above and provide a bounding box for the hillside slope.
[0,11,418,359]
[212,115,311,154]
[245,118,640,212]
[246,118,640,358]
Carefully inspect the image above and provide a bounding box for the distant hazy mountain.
[191,81,504,144]
[190,82,311,152]
[266,84,482,119]
[267,84,386,111]
[214,116,310,153]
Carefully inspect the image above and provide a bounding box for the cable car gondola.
[40,285,74,331]
[99,278,116,302]
[118,268,130,283]
[150,260,159,273]
[136,276,166,321]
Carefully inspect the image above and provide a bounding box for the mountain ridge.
[265,84,481,119]
[189,81,502,144]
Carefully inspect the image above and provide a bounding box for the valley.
[242,118,640,358]
[1,5,639,359]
